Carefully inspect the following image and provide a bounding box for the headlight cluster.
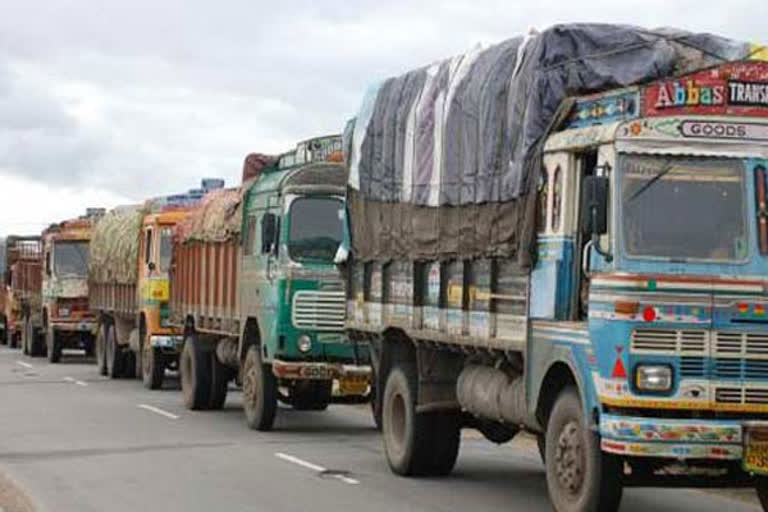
[635,365,673,393]
[297,334,312,353]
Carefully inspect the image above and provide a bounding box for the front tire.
[544,387,623,512]
[382,362,460,476]
[242,345,277,431]
[143,344,165,390]
[180,334,211,410]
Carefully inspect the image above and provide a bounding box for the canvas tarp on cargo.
[347,23,758,264]
[89,206,145,285]
[175,188,243,243]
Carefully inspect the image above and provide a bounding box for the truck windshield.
[159,227,173,272]
[288,197,343,262]
[621,155,747,262]
[54,241,89,277]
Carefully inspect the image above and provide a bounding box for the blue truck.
[341,25,768,512]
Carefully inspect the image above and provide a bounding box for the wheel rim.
[387,389,407,456]
[143,345,152,380]
[181,347,192,392]
[243,354,261,416]
[554,420,586,496]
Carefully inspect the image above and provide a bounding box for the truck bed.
[89,281,137,317]
[170,239,240,335]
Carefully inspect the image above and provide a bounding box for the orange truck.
[0,236,43,350]
[89,180,222,388]
[39,210,104,362]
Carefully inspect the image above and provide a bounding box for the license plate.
[338,376,369,396]
[744,425,768,475]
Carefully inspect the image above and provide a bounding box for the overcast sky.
[0,0,766,236]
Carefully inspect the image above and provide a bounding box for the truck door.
[574,149,599,320]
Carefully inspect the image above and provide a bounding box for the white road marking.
[16,361,33,369]
[274,452,360,485]
[63,377,75,383]
[137,404,180,420]
[63,377,87,386]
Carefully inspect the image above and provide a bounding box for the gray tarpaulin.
[346,23,754,264]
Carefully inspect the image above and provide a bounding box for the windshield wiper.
[627,161,673,202]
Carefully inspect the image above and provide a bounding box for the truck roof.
[344,23,763,265]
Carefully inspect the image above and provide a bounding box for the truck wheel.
[0,316,6,345]
[371,381,382,430]
[242,345,277,431]
[208,352,231,410]
[105,324,124,379]
[84,334,95,357]
[27,318,43,357]
[382,362,447,476]
[290,380,332,411]
[46,328,62,363]
[11,331,20,349]
[143,345,165,390]
[21,318,28,355]
[180,335,211,410]
[756,477,768,511]
[545,387,622,512]
[95,324,108,376]
[122,351,136,379]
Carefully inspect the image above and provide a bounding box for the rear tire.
[27,317,43,357]
[208,352,231,410]
[143,344,165,390]
[180,335,211,410]
[46,327,61,363]
[544,387,623,512]
[756,477,768,511]
[242,345,277,431]
[95,323,108,376]
[382,362,460,476]
[105,324,124,379]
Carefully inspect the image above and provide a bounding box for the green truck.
[171,136,372,430]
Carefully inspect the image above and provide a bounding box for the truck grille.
[715,387,768,405]
[292,291,345,331]
[713,331,768,358]
[630,328,708,355]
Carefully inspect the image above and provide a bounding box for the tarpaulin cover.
[346,23,755,263]
[242,153,277,183]
[89,206,145,285]
[175,188,244,243]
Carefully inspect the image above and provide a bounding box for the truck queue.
[3,23,768,512]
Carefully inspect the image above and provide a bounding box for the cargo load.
[89,206,146,286]
[346,23,757,265]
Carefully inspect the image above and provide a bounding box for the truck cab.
[529,60,768,492]
[42,214,100,362]
[240,136,370,415]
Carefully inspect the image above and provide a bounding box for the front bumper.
[272,359,372,382]
[600,413,744,460]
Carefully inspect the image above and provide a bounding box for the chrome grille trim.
[715,386,768,405]
[713,331,768,359]
[630,328,708,355]
[292,290,346,331]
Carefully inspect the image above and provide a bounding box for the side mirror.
[45,252,52,276]
[261,213,277,254]
[581,176,608,236]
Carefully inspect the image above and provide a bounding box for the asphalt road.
[0,345,762,512]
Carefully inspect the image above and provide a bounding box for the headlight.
[635,365,673,393]
[59,307,70,317]
[297,334,312,353]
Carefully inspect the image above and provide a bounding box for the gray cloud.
[0,0,766,205]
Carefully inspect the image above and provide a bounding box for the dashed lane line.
[275,452,360,485]
[15,361,33,369]
[63,376,88,386]
[137,404,180,420]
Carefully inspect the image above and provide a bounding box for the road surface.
[0,346,761,512]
